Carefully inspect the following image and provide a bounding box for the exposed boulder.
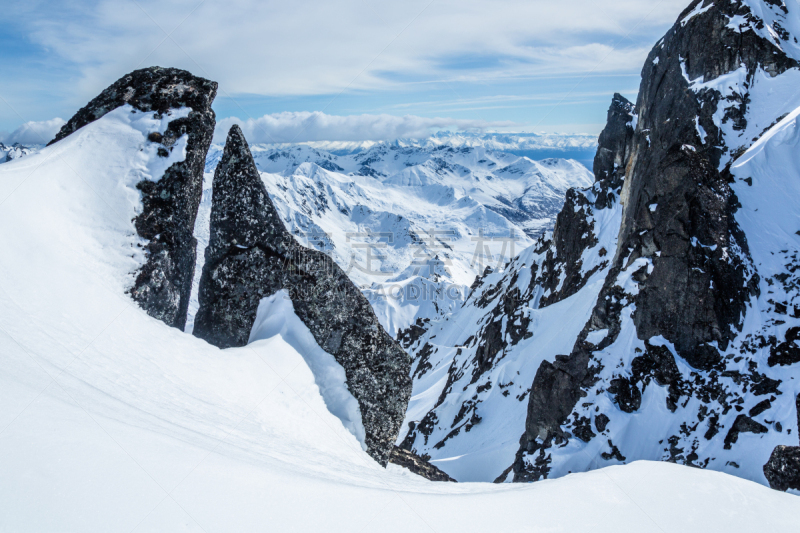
[193,125,412,466]
[50,67,218,330]
[763,395,800,491]
[389,446,456,482]
[763,446,800,492]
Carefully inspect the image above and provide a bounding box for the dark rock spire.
[50,66,218,330]
[193,125,412,466]
[592,93,635,193]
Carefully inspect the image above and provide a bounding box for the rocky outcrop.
[593,93,635,194]
[50,67,217,330]
[389,446,456,482]
[193,125,412,466]
[514,0,800,483]
[764,446,800,492]
[615,0,768,371]
[763,395,800,491]
[512,95,634,481]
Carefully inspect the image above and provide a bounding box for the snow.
[0,99,795,531]
[184,169,213,334]
[681,1,714,27]
[695,116,707,144]
[586,328,610,345]
[249,290,367,450]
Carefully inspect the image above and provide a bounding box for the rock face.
[389,446,456,482]
[193,125,412,466]
[512,0,800,485]
[50,67,218,330]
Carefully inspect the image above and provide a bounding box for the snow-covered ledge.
[249,290,367,450]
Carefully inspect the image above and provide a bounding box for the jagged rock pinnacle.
[193,125,412,466]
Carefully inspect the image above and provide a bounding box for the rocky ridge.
[50,67,218,329]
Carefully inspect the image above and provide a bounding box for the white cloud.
[215,112,515,143]
[1,118,65,145]
[12,0,689,99]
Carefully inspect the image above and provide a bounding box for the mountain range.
[186,140,593,336]
[1,0,800,530]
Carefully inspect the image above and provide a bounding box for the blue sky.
[1,0,691,144]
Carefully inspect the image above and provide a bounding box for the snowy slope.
[191,142,592,336]
[0,84,797,533]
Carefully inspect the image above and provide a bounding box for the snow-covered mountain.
[0,142,38,163]
[1,65,797,533]
[188,142,593,336]
[397,0,800,491]
[241,131,599,167]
